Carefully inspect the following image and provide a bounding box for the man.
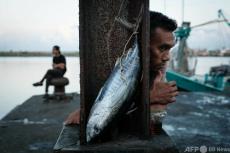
[33,45,67,97]
[65,11,178,132]
[148,12,178,133]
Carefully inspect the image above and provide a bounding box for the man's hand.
[150,71,178,106]
[52,64,57,69]
[65,109,80,125]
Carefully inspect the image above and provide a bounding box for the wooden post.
[140,0,150,138]
[79,0,150,144]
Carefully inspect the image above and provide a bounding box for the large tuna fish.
[86,38,140,142]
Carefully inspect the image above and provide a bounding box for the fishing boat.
[166,9,230,93]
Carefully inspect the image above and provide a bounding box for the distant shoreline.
[0,51,229,57]
[0,51,79,57]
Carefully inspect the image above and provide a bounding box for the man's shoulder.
[60,54,66,59]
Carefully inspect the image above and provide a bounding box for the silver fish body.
[86,40,140,142]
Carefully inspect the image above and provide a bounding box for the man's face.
[150,27,175,74]
[52,49,59,57]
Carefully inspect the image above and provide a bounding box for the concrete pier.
[0,92,229,153]
[0,93,79,153]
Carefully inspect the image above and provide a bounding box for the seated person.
[33,45,67,97]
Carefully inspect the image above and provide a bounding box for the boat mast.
[182,0,184,23]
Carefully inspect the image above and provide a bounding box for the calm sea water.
[0,56,229,119]
[0,57,80,119]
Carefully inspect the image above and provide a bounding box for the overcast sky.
[0,0,230,51]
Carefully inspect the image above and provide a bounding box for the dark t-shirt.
[53,54,66,74]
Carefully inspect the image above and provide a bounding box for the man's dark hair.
[150,11,177,35]
[53,45,61,53]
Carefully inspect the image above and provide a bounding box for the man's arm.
[53,63,65,69]
[150,71,178,106]
[65,71,178,125]
[53,55,66,69]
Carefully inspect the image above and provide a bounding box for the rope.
[120,4,143,63]
[106,0,128,70]
[119,4,143,81]
[106,0,143,71]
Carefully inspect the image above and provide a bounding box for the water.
[0,57,80,119]
[195,57,229,75]
[0,56,229,119]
